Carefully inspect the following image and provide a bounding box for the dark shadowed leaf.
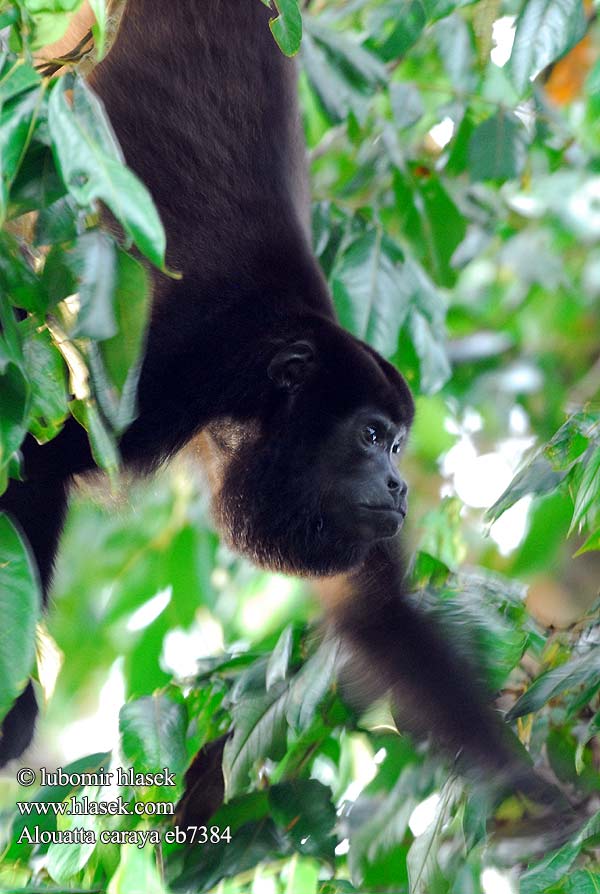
[0,86,44,221]
[269,779,336,861]
[0,514,41,724]
[0,230,48,313]
[172,818,289,893]
[468,111,528,181]
[119,691,188,776]
[223,679,289,798]
[0,335,29,470]
[390,83,424,130]
[8,140,66,218]
[22,324,69,443]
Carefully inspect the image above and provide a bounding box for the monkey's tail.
[327,542,541,791]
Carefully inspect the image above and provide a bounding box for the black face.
[215,338,413,577]
[320,410,409,546]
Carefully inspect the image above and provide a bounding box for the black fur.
[1,0,524,785]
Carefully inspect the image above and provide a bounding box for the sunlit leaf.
[507,649,600,720]
[332,230,408,357]
[48,76,166,268]
[269,0,302,57]
[509,0,586,96]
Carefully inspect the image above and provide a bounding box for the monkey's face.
[211,339,413,577]
[317,409,409,547]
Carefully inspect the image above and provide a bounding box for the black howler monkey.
[0,0,528,790]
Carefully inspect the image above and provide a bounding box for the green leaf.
[71,229,118,340]
[69,397,120,476]
[223,679,289,798]
[576,711,600,773]
[6,751,110,861]
[108,843,168,894]
[94,249,151,432]
[392,169,466,286]
[172,817,289,893]
[269,779,336,861]
[35,195,79,245]
[8,140,67,218]
[286,638,340,732]
[509,0,586,96]
[506,648,600,720]
[0,59,41,104]
[47,806,97,883]
[574,528,600,556]
[0,514,41,724]
[468,111,528,182]
[47,75,166,268]
[0,229,48,313]
[119,691,188,776]
[565,870,600,894]
[520,840,582,894]
[435,15,476,93]
[390,83,424,130]
[269,0,302,57]
[88,0,108,59]
[0,85,44,222]
[349,765,420,886]
[306,20,387,90]
[545,413,596,471]
[407,782,457,894]
[409,311,451,395]
[0,337,29,470]
[301,32,369,124]
[22,323,69,443]
[266,624,294,691]
[486,454,566,523]
[332,230,408,357]
[569,446,600,535]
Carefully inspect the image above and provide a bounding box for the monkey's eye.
[362,425,379,446]
[391,441,401,455]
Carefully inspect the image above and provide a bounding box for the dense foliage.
[0,0,599,891]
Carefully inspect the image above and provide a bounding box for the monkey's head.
[209,322,414,576]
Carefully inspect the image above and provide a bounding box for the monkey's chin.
[357,505,405,540]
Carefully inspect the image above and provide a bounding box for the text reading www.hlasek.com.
[15,766,231,848]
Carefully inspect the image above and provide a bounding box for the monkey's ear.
[268,340,316,392]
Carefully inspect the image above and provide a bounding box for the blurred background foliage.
[0,0,600,891]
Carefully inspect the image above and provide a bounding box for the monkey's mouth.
[358,504,406,537]
[360,504,405,518]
